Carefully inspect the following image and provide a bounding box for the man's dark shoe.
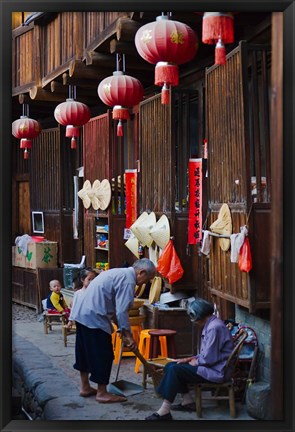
[145,412,173,421]
[171,402,195,412]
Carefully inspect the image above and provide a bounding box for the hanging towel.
[15,234,32,256]
[200,230,211,255]
[230,226,248,262]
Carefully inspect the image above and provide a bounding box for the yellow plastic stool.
[113,316,145,364]
[134,329,168,373]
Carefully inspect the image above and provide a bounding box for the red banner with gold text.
[188,158,202,244]
[125,169,137,228]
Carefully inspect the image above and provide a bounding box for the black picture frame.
[32,212,45,234]
[1,1,294,432]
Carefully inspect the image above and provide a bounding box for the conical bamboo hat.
[134,211,156,247]
[210,203,232,251]
[149,215,170,249]
[125,235,140,259]
[130,212,149,243]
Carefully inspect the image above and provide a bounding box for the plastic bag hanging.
[156,239,184,283]
[166,244,184,284]
[156,239,173,278]
[238,237,253,272]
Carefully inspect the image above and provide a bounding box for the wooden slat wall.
[12,26,34,88]
[83,12,128,47]
[206,42,271,311]
[12,12,130,92]
[83,113,111,182]
[43,13,73,76]
[207,46,247,204]
[208,210,249,307]
[139,94,173,213]
[82,113,112,268]
[30,128,61,211]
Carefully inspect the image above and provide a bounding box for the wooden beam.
[109,39,138,56]
[18,94,30,104]
[69,59,108,80]
[62,73,99,88]
[51,80,96,99]
[115,17,142,41]
[86,19,117,53]
[85,51,115,68]
[29,86,67,102]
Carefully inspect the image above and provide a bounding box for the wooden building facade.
[10,9,285,419]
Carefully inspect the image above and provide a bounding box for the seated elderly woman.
[145,298,234,421]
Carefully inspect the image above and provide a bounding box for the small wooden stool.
[134,329,168,373]
[148,329,177,359]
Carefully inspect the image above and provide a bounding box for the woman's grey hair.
[187,298,214,321]
[133,258,156,277]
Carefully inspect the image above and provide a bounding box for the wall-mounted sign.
[188,158,203,244]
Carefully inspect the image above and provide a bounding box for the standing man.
[71,258,156,403]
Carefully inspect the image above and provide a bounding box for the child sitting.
[46,279,71,320]
[66,267,97,329]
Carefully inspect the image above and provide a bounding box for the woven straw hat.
[132,212,156,247]
[210,203,232,251]
[135,211,157,247]
[77,180,92,209]
[92,179,111,211]
[149,214,170,249]
[148,276,162,304]
[130,212,149,242]
[125,234,140,259]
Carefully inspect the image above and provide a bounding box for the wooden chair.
[42,299,67,334]
[194,328,248,418]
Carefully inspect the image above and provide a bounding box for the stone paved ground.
[12,302,255,422]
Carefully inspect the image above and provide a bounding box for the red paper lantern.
[202,12,234,65]
[97,71,144,136]
[12,116,42,159]
[54,98,91,149]
[135,15,198,104]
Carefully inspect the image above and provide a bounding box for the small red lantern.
[54,98,91,149]
[97,71,144,136]
[12,116,42,159]
[202,12,234,65]
[135,15,198,104]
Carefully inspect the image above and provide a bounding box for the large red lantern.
[135,14,198,104]
[54,98,91,149]
[97,71,144,136]
[12,116,42,159]
[202,12,234,65]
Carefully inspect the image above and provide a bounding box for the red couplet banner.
[188,158,203,244]
[125,169,137,228]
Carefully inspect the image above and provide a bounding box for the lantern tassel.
[117,120,123,137]
[24,149,29,159]
[71,137,77,149]
[155,63,179,87]
[215,37,226,65]
[161,83,170,105]
[202,12,234,45]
